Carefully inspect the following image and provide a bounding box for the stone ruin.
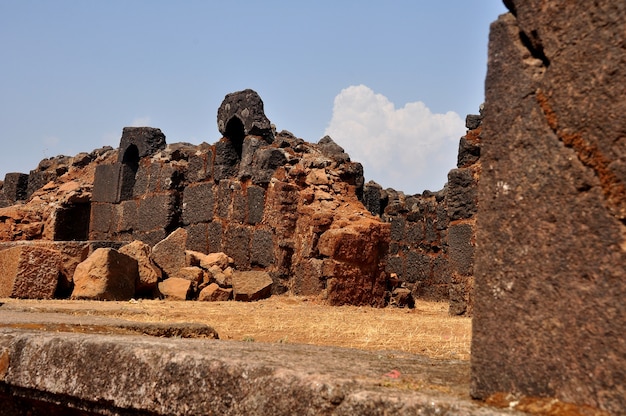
[2,1,625,411]
[0,87,481,312]
[6,88,472,308]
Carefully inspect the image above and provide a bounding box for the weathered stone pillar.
[472,2,626,413]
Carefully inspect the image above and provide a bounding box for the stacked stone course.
[0,89,483,312]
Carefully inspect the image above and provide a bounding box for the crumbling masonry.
[0,88,480,312]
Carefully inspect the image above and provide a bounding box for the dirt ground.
[0,296,471,361]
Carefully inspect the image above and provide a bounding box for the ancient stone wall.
[86,90,390,306]
[0,89,481,311]
[363,184,449,303]
[472,2,626,413]
[446,114,481,316]
[362,116,481,313]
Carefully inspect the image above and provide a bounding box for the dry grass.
[1,296,471,360]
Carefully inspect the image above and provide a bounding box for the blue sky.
[0,1,507,195]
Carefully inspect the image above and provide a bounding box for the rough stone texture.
[151,228,187,278]
[194,251,231,270]
[136,191,179,233]
[472,4,626,414]
[0,241,90,299]
[92,164,122,203]
[198,282,233,302]
[2,173,29,203]
[26,171,57,199]
[0,90,403,308]
[118,240,162,296]
[158,277,192,300]
[0,327,523,416]
[172,266,204,284]
[182,181,214,225]
[217,89,274,143]
[117,127,167,162]
[0,246,62,299]
[71,248,138,301]
[231,271,273,301]
[376,190,450,304]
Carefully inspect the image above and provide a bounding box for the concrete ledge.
[0,328,521,415]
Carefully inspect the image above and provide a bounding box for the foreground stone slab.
[0,246,62,299]
[0,327,520,416]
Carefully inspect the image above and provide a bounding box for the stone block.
[0,246,62,299]
[292,259,324,296]
[403,251,430,284]
[457,135,481,168]
[404,221,425,245]
[207,221,223,253]
[385,255,403,278]
[246,185,265,224]
[71,248,138,301]
[251,148,287,185]
[223,225,250,269]
[136,192,179,232]
[449,276,474,316]
[362,181,385,217]
[132,163,158,197]
[26,171,56,198]
[134,229,167,248]
[446,168,477,222]
[325,261,386,307]
[187,149,213,182]
[118,240,161,296]
[216,180,232,219]
[214,141,239,181]
[117,127,166,162]
[231,182,246,223]
[151,228,187,278]
[231,270,273,301]
[389,217,405,242]
[117,200,138,233]
[89,202,115,236]
[250,229,274,268]
[185,223,208,253]
[2,173,29,203]
[182,182,215,225]
[448,223,475,277]
[158,277,192,300]
[465,114,482,130]
[238,137,264,181]
[198,283,232,301]
[172,266,204,284]
[92,164,122,203]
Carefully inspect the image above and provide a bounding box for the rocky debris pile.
[69,228,272,302]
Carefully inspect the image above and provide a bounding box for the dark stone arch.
[224,116,245,159]
[120,144,139,200]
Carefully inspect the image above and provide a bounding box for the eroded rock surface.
[472,2,626,413]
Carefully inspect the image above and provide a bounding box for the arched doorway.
[120,144,139,200]
[224,116,245,159]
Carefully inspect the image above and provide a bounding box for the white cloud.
[325,85,465,195]
[130,116,152,127]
